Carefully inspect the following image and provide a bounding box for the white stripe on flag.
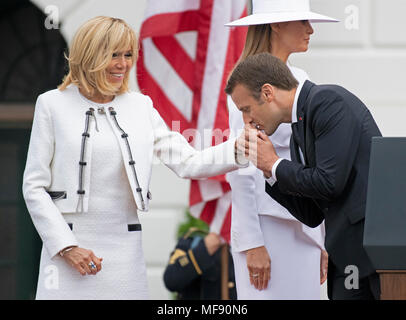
[175,31,198,61]
[199,179,223,201]
[209,191,231,234]
[190,201,205,218]
[231,0,247,20]
[143,38,193,121]
[197,0,231,132]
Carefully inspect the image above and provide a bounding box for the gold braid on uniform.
[188,249,202,275]
[169,249,187,265]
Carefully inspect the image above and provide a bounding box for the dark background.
[0,0,67,299]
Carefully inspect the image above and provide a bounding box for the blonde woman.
[225,0,337,299]
[23,16,245,300]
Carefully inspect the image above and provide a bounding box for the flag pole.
[221,243,230,300]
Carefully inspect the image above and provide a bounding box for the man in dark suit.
[225,52,382,300]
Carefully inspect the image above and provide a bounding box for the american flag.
[137,0,247,242]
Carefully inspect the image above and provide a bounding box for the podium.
[364,137,406,300]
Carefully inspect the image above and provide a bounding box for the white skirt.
[232,215,321,300]
[35,211,149,300]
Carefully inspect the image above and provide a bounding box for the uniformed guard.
[163,227,237,300]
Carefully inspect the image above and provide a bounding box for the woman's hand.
[62,247,103,276]
[246,246,271,291]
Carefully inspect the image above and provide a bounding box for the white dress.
[35,100,148,300]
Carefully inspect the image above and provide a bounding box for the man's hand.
[320,250,328,284]
[245,246,271,291]
[238,126,279,178]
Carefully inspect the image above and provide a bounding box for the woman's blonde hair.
[58,16,138,97]
[240,24,273,61]
[226,24,272,87]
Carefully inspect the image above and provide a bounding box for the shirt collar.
[291,80,304,124]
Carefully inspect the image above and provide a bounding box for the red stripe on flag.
[140,11,199,38]
[221,181,231,193]
[152,36,195,91]
[199,199,217,225]
[220,205,232,243]
[189,180,202,206]
[206,174,228,183]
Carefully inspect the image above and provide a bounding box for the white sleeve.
[22,94,78,258]
[226,96,265,252]
[149,97,245,179]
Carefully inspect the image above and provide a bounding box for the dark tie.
[291,122,305,164]
[291,122,300,146]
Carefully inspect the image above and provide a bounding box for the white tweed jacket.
[22,85,241,258]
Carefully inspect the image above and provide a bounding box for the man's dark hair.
[225,52,299,99]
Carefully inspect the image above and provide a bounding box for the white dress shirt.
[267,78,305,186]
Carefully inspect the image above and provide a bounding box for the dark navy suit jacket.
[266,80,382,278]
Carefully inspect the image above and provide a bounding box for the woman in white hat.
[225,0,338,299]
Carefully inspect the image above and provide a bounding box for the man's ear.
[261,83,274,102]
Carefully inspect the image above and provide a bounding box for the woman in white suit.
[22,16,245,299]
[225,0,338,299]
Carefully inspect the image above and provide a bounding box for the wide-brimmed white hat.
[226,0,338,27]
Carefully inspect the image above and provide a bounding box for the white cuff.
[265,158,284,186]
